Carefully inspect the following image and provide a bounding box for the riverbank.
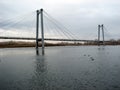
[0,41,120,48]
[0,41,82,48]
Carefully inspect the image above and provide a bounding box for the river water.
[0,46,120,90]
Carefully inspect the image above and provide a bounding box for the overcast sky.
[0,0,120,40]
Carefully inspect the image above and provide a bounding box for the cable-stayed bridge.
[0,9,99,42]
[0,9,116,54]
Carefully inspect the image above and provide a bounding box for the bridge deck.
[0,36,96,42]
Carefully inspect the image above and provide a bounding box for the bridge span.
[0,9,106,55]
[0,36,96,42]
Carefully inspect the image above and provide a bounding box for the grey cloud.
[0,0,120,40]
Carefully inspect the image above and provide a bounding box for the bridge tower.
[98,24,105,46]
[36,9,44,55]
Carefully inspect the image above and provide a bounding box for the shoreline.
[0,41,120,48]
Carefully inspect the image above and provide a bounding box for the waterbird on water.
[88,55,90,57]
[90,57,94,61]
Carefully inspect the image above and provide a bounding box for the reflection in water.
[29,54,48,90]
[36,48,39,55]
[98,46,105,50]
[36,48,44,56]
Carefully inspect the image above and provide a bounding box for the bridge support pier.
[98,24,105,46]
[36,10,39,49]
[36,9,45,55]
[40,9,45,55]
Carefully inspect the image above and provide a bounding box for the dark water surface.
[0,46,120,90]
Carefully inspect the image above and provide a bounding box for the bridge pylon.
[98,24,105,46]
[36,9,44,55]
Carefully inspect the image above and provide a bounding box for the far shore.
[0,40,120,48]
